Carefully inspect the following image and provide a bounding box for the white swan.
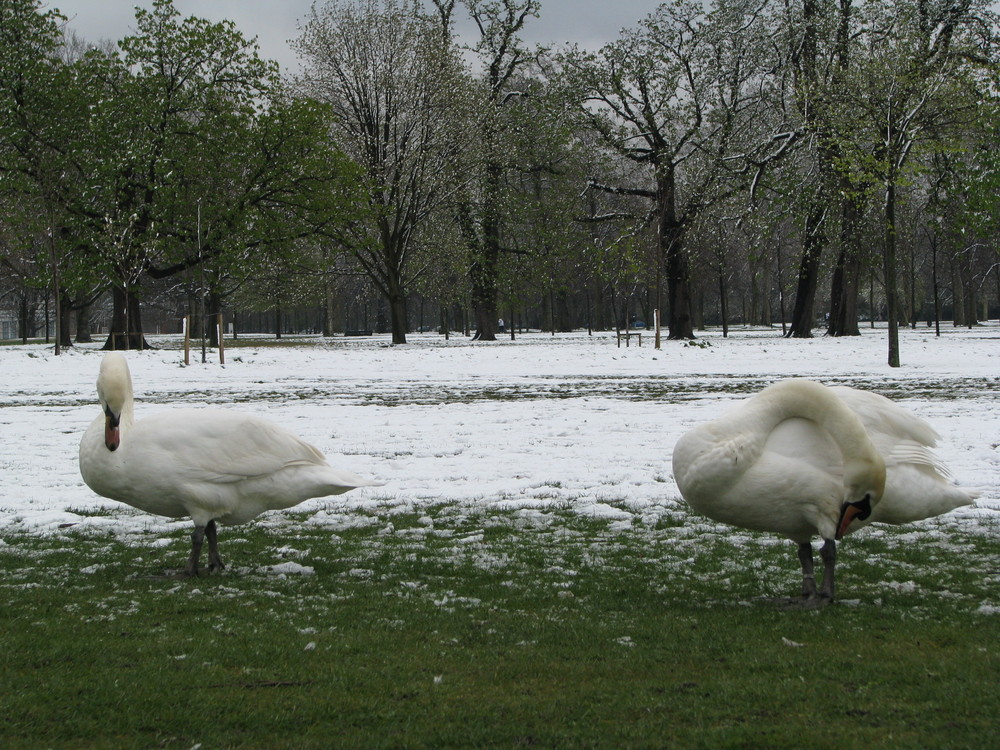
[671,378,976,607]
[79,352,381,575]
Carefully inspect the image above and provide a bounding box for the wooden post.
[183,315,190,365]
[654,308,661,349]
[217,313,225,365]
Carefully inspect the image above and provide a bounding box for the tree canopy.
[1,0,998,361]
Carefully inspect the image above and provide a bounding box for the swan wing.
[829,386,939,448]
[830,386,976,523]
[130,409,329,484]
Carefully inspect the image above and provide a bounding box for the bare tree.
[295,0,471,344]
[430,0,542,341]
[559,0,779,339]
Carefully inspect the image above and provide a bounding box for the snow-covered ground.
[1,324,997,542]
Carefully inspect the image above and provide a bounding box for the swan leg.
[817,538,836,602]
[797,542,818,598]
[206,520,225,572]
[791,541,834,609]
[186,524,206,577]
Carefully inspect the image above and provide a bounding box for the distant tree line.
[1,0,998,365]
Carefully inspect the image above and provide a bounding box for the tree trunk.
[387,284,408,345]
[555,289,572,332]
[963,265,977,328]
[786,205,825,338]
[884,180,900,367]
[470,236,499,341]
[827,197,862,336]
[323,279,336,336]
[658,171,694,340]
[469,212,499,342]
[75,297,93,343]
[718,269,729,338]
[58,291,74,348]
[931,234,941,335]
[103,285,150,350]
[207,289,223,348]
[19,292,31,343]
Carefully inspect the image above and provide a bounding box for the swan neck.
[119,397,135,429]
[758,381,874,464]
[98,353,136,429]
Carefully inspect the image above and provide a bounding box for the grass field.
[3,329,999,747]
[3,503,998,749]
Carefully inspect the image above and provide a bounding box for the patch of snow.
[0,327,996,551]
[263,562,315,576]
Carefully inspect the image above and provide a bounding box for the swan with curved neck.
[673,378,973,607]
[80,352,381,575]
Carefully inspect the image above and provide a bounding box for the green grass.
[2,507,998,749]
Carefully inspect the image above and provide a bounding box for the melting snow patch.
[262,562,315,576]
[975,603,1000,615]
[581,502,633,521]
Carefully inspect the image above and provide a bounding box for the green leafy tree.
[829,0,995,365]
[0,0,80,346]
[0,0,362,349]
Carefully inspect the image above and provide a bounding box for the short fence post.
[217,313,225,365]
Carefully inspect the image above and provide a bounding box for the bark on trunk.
[58,291,73,348]
[470,238,498,341]
[469,196,500,342]
[658,171,694,340]
[75,298,93,343]
[786,205,825,338]
[388,289,408,345]
[718,270,729,338]
[206,290,223,348]
[103,286,150,350]
[827,197,862,337]
[884,180,900,367]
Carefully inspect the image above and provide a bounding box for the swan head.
[836,458,886,539]
[96,353,133,452]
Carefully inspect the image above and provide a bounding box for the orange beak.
[104,413,120,451]
[836,504,865,540]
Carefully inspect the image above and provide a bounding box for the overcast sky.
[46,1,663,72]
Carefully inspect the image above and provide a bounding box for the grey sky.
[46,1,664,72]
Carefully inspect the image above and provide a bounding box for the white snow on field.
[1,324,997,541]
